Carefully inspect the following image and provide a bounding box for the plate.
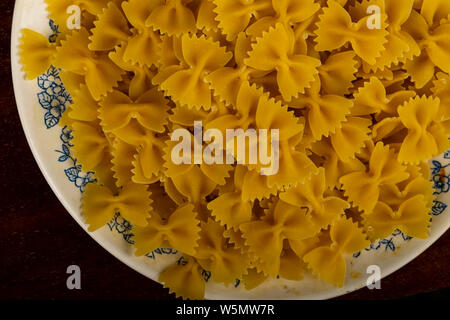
[11,0,450,299]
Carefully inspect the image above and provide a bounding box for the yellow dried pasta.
[18,0,450,299]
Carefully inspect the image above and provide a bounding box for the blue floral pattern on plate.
[37,66,72,129]
[48,20,60,43]
[107,213,134,244]
[55,126,96,192]
[431,160,450,195]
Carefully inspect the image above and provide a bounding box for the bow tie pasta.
[19,0,450,299]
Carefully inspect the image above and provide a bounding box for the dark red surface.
[0,0,448,300]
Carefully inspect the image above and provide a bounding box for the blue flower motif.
[74,172,96,192]
[107,213,135,244]
[432,173,450,194]
[37,66,72,128]
[38,67,61,89]
[145,248,178,259]
[60,126,74,146]
[48,96,66,115]
[62,165,95,192]
[39,76,63,95]
[64,166,81,182]
[432,201,448,216]
[354,229,412,258]
[115,215,133,234]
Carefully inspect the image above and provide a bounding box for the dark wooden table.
[0,0,448,300]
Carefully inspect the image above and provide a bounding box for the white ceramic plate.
[11,0,450,300]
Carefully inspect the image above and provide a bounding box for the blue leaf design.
[48,20,60,43]
[145,252,156,259]
[64,91,73,104]
[64,167,80,182]
[431,161,443,174]
[122,233,135,244]
[49,20,59,34]
[38,92,52,110]
[47,65,60,78]
[106,221,115,231]
[432,160,442,168]
[44,112,59,128]
[432,201,447,216]
[380,238,395,252]
[62,144,70,156]
[387,241,395,251]
[107,213,119,231]
[58,154,69,162]
[402,233,412,241]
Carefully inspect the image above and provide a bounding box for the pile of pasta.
[19,0,450,299]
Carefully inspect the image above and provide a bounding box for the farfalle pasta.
[280,168,350,230]
[240,200,318,277]
[245,23,321,101]
[160,33,233,109]
[133,204,201,256]
[403,0,450,87]
[82,181,152,231]
[398,96,449,163]
[303,217,370,287]
[19,0,450,299]
[315,0,389,64]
